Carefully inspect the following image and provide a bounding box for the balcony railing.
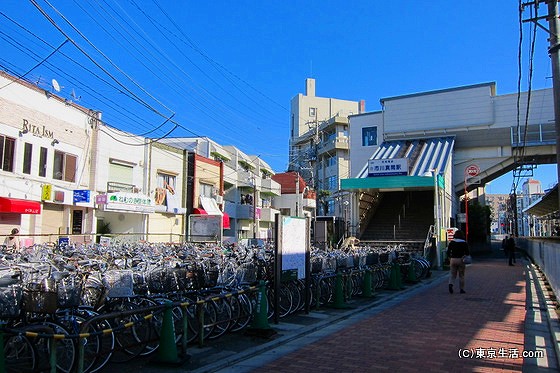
[511,123,555,147]
[107,181,137,193]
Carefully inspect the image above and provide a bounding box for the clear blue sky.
[1,1,558,194]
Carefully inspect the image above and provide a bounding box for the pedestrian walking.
[501,235,508,256]
[3,227,20,252]
[505,235,517,266]
[447,230,470,294]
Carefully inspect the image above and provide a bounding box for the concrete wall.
[518,237,560,302]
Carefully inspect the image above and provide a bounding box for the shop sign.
[368,158,408,177]
[73,190,91,203]
[95,194,108,205]
[41,184,52,201]
[54,191,65,202]
[105,192,155,213]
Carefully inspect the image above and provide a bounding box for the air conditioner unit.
[215,195,223,204]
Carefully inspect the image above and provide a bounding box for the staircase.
[359,191,433,249]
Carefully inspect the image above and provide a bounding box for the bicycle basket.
[323,257,337,272]
[236,263,257,284]
[311,257,322,273]
[22,288,58,314]
[103,270,134,298]
[366,252,379,265]
[204,268,219,288]
[57,282,82,308]
[0,285,23,317]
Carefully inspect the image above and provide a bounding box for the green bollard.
[396,262,403,289]
[151,301,186,366]
[332,272,349,308]
[49,338,57,373]
[246,281,276,338]
[387,263,400,290]
[362,269,374,298]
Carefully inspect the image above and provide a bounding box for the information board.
[188,214,222,242]
[279,216,307,280]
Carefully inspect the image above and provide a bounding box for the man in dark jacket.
[505,236,516,266]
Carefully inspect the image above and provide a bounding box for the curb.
[190,271,448,373]
[529,262,560,369]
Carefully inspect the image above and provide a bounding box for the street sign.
[465,164,480,177]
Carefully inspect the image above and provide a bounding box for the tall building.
[289,78,361,215]
[520,178,544,236]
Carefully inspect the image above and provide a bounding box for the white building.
[289,78,361,215]
[0,71,96,244]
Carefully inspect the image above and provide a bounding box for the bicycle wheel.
[104,299,150,363]
[131,297,160,356]
[207,298,231,339]
[3,333,37,373]
[187,296,216,341]
[77,309,115,373]
[286,280,303,312]
[229,292,253,332]
[34,321,76,373]
[55,311,99,373]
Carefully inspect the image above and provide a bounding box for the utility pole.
[522,1,560,211]
[547,1,560,212]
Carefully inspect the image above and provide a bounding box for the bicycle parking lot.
[0,239,431,372]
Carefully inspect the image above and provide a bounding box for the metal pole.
[547,0,560,211]
[253,178,257,239]
[464,176,469,241]
[433,170,441,269]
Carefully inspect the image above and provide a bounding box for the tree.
[467,201,491,243]
[317,189,331,215]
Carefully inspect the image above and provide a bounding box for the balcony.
[261,178,281,196]
[318,136,349,154]
[301,197,316,209]
[236,204,254,220]
[260,207,280,222]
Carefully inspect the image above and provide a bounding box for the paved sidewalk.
[206,255,559,373]
[116,248,559,373]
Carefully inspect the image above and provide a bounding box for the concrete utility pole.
[547,0,560,211]
[523,0,560,211]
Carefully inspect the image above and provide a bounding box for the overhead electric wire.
[0,11,171,134]
[31,0,175,122]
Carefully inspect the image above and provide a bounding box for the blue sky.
[1,0,557,194]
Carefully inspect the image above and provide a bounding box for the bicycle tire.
[207,298,232,339]
[229,292,253,332]
[3,332,37,373]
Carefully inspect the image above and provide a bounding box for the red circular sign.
[465,164,480,177]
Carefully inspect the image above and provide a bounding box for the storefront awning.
[0,197,41,214]
[192,208,230,229]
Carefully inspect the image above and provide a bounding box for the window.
[199,183,215,198]
[53,150,77,182]
[309,107,316,117]
[0,135,15,172]
[362,126,378,146]
[157,172,176,192]
[327,176,337,190]
[327,200,335,215]
[39,147,47,177]
[327,155,336,167]
[23,143,32,174]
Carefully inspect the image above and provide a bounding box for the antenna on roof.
[71,88,81,101]
[51,78,61,92]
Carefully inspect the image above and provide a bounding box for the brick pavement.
[215,255,559,373]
